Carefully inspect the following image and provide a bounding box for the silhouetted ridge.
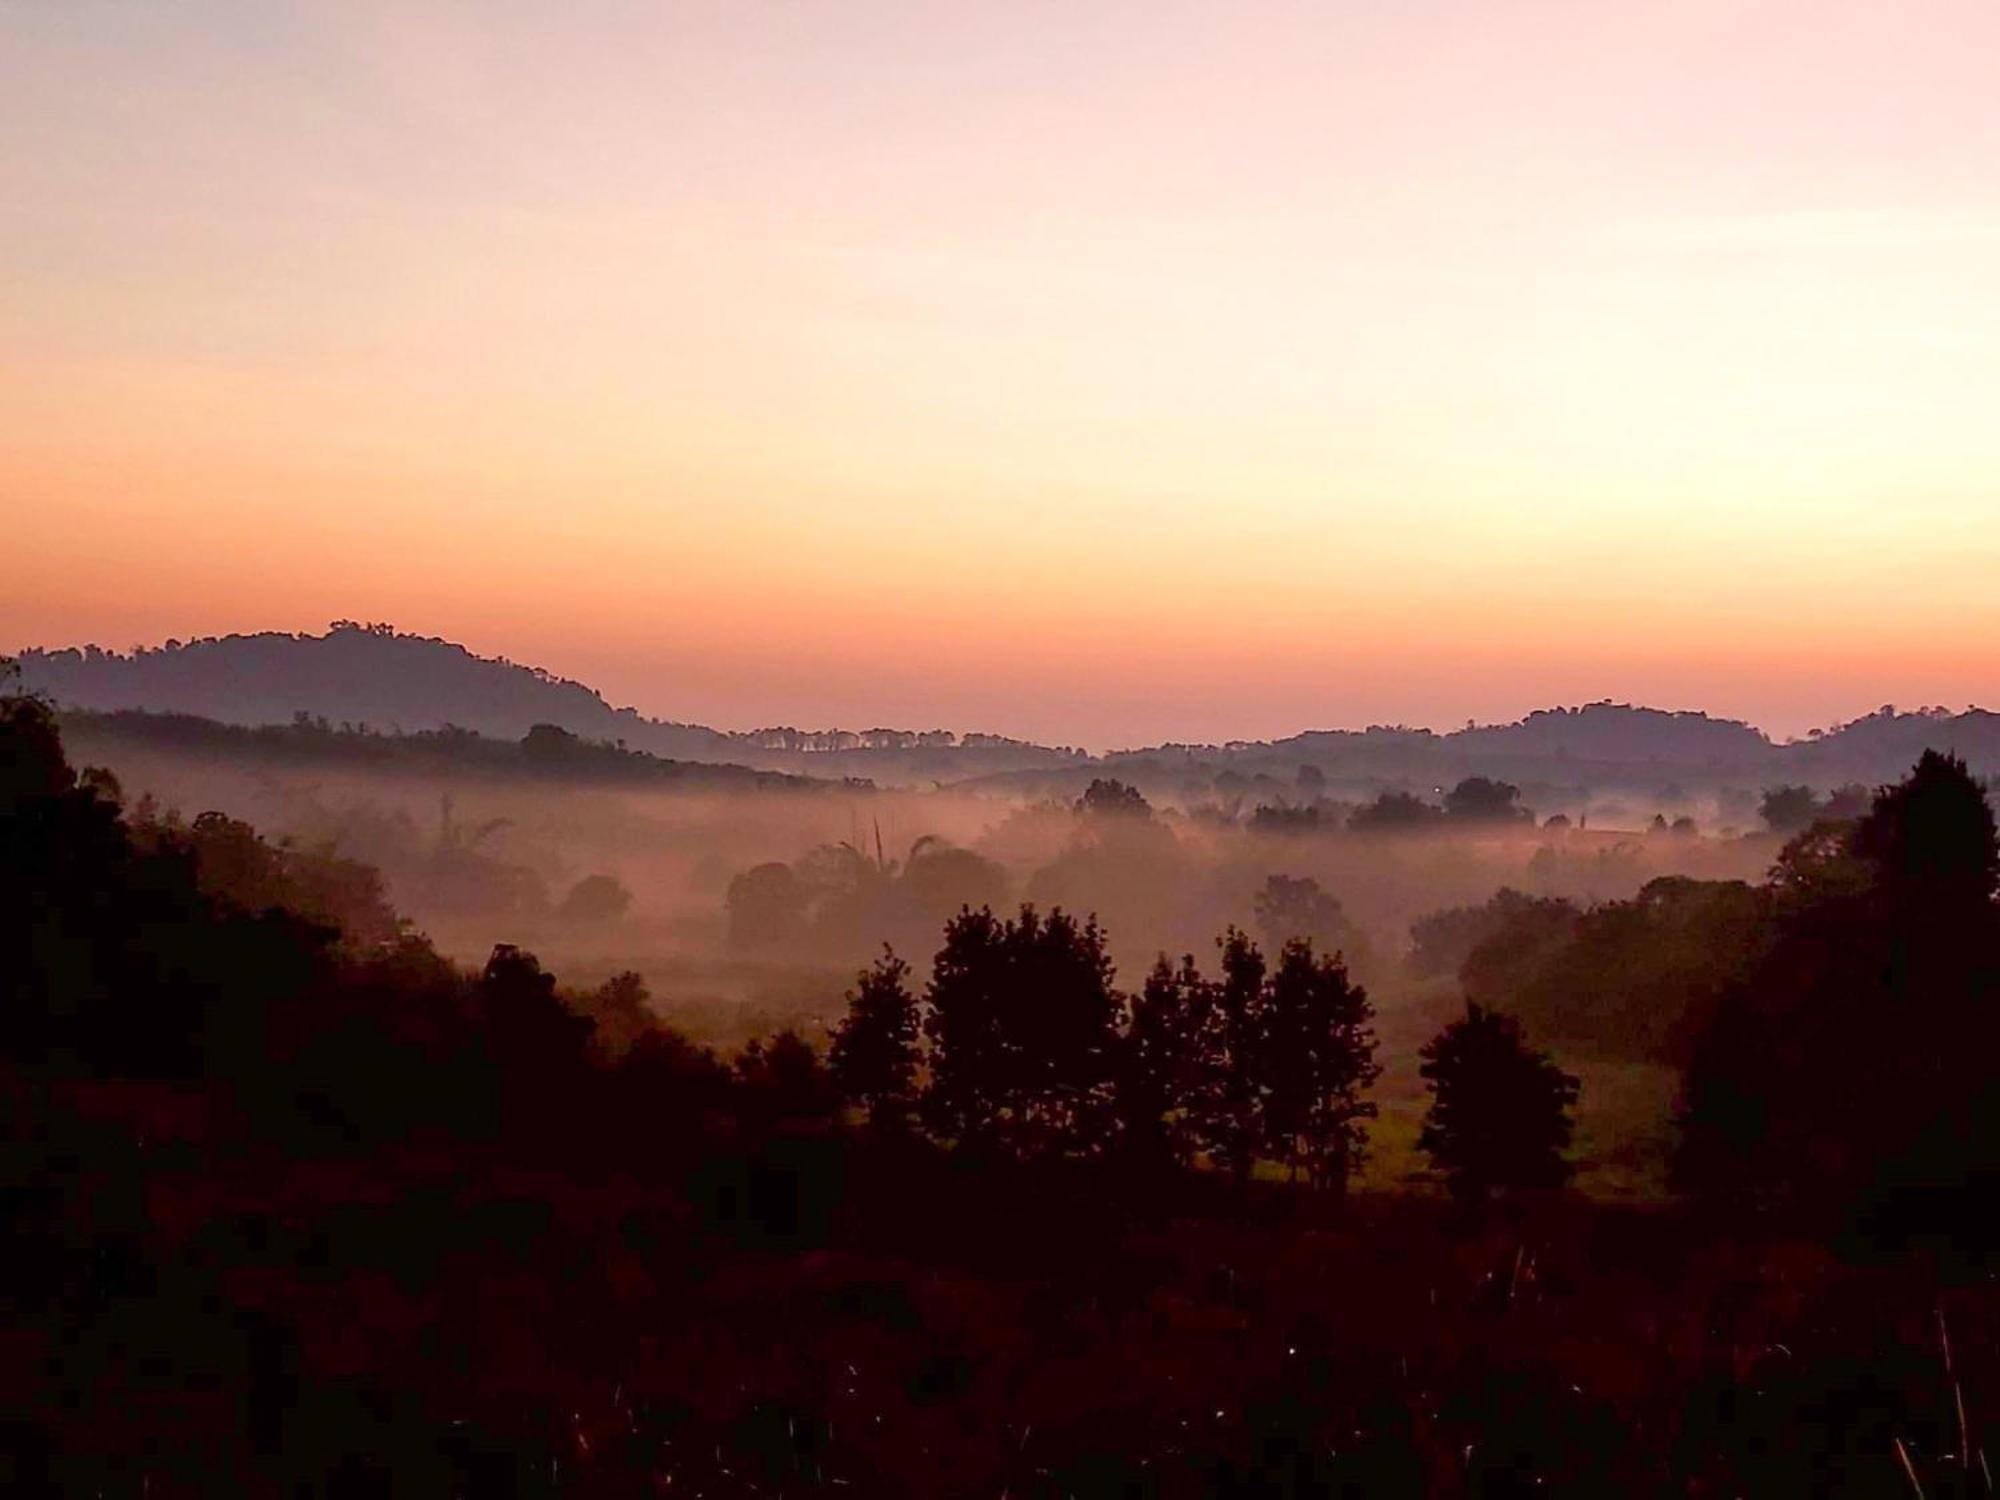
[1449,703,1770,766]
[15,622,731,756]
[14,624,1080,779]
[15,626,1996,788]
[1786,703,2000,780]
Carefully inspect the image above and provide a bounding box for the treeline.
[1248,776,1875,837]
[59,707,843,792]
[823,909,1574,1203]
[1211,773,1542,835]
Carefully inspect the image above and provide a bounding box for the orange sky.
[4,1,1997,747]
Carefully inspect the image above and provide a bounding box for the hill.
[17,622,731,757]
[14,624,1080,781]
[13,624,1996,795]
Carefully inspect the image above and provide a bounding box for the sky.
[3,0,1997,748]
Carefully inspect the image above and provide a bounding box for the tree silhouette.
[578,969,654,1054]
[559,871,632,924]
[736,1029,843,1135]
[1758,784,1822,834]
[1419,1004,1579,1204]
[829,948,922,1131]
[1851,749,1997,908]
[1191,927,1269,1186]
[920,905,1124,1160]
[725,861,808,949]
[1077,777,1151,819]
[1678,752,2000,1225]
[2,685,340,1079]
[477,944,596,1136]
[1252,873,1352,956]
[1444,776,1533,824]
[1259,940,1380,1192]
[521,721,582,765]
[1119,953,1214,1170]
[893,840,1009,939]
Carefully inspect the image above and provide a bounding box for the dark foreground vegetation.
[6,669,2000,1496]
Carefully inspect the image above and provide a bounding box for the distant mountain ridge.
[11,624,1081,780]
[12,623,1997,789]
[18,623,732,756]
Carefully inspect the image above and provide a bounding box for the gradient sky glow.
[4,0,1998,746]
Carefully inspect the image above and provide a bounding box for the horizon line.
[11,622,1995,757]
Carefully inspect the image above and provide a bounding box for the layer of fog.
[73,733,1776,1051]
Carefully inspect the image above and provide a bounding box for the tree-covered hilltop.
[13,623,1084,779]
[19,621,687,748]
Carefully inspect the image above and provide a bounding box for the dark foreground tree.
[736,1029,843,1135]
[1677,751,2000,1226]
[1119,953,1214,1170]
[1851,748,1998,910]
[1189,927,1269,1185]
[921,905,1124,1159]
[829,948,921,1130]
[1259,940,1380,1192]
[1419,1004,1579,1204]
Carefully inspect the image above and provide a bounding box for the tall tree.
[1419,1004,1579,1204]
[1678,752,2000,1224]
[1260,940,1381,1193]
[1119,953,1214,1170]
[1851,749,1998,910]
[921,905,1125,1160]
[1190,927,1269,1186]
[829,948,922,1131]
